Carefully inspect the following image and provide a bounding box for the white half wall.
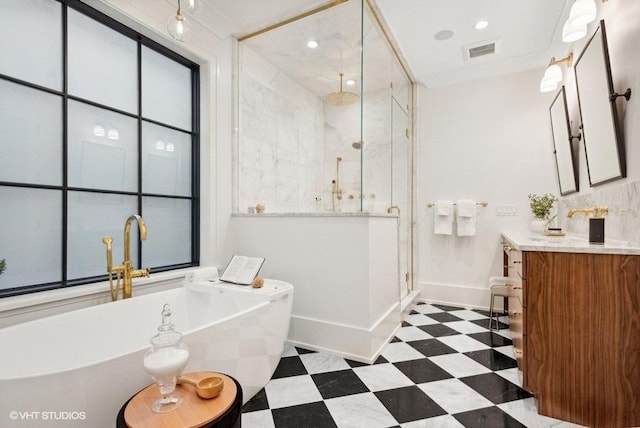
[229,214,401,362]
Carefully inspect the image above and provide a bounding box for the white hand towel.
[457,199,476,236]
[434,200,453,235]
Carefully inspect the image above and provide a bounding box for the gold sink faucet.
[102,215,150,301]
[566,206,609,218]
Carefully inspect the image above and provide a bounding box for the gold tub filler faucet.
[102,215,150,301]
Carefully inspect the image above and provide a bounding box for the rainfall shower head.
[325,73,358,106]
[352,141,363,150]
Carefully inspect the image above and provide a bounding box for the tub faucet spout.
[102,215,150,301]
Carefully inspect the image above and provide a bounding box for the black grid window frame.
[0,0,200,297]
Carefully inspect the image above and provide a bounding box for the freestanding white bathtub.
[0,273,293,428]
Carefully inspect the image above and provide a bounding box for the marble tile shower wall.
[238,46,325,213]
[322,87,394,213]
[560,180,640,245]
[238,46,398,214]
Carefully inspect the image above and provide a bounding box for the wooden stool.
[116,372,242,428]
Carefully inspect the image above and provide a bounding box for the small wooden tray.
[124,372,236,428]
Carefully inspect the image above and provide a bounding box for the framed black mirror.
[549,86,578,195]
[574,19,631,186]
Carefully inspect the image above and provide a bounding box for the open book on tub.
[220,255,265,285]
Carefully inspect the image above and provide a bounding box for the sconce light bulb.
[569,0,597,26]
[562,19,587,43]
[307,40,319,49]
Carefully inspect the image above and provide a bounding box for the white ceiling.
[203,0,574,88]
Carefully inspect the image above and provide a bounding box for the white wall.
[416,69,557,308]
[417,0,640,309]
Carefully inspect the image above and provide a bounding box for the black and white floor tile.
[241,303,584,428]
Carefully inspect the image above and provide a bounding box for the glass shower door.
[391,96,412,299]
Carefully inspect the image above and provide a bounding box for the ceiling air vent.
[469,43,495,58]
[463,38,501,61]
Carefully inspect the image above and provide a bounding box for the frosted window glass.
[0,187,61,289]
[142,47,192,131]
[142,197,191,267]
[68,8,137,113]
[0,0,62,90]
[67,192,138,279]
[0,80,62,185]
[142,122,192,196]
[67,100,138,191]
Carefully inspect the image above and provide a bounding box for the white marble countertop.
[502,230,640,255]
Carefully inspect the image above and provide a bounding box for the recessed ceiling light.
[475,20,489,30]
[307,40,319,49]
[345,79,356,86]
[434,30,454,41]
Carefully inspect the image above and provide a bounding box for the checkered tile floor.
[241,303,585,428]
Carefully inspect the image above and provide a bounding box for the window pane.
[0,187,62,289]
[0,80,62,185]
[142,122,191,196]
[142,197,191,267]
[67,192,138,280]
[142,47,192,130]
[67,100,138,192]
[0,0,62,90]
[68,8,137,113]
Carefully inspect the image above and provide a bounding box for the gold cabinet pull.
[513,348,523,356]
[510,311,522,316]
[513,260,522,264]
[503,245,514,252]
[512,286,522,290]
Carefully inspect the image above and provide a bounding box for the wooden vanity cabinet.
[503,246,640,428]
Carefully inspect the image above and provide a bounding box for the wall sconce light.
[167,0,191,42]
[540,53,573,93]
[562,19,587,43]
[563,0,608,43]
[568,0,597,26]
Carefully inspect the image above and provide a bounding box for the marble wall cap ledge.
[232,212,399,218]
[501,230,640,255]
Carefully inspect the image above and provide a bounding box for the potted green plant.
[528,193,558,232]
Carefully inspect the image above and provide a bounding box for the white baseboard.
[288,302,401,364]
[417,281,505,312]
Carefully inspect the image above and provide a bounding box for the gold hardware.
[102,215,150,301]
[503,245,513,252]
[513,348,523,356]
[513,260,522,264]
[387,205,400,215]
[549,52,573,68]
[512,286,522,290]
[511,310,522,316]
[567,206,609,219]
[238,0,348,41]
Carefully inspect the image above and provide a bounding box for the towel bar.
[427,201,488,208]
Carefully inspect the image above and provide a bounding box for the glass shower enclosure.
[234,0,414,297]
